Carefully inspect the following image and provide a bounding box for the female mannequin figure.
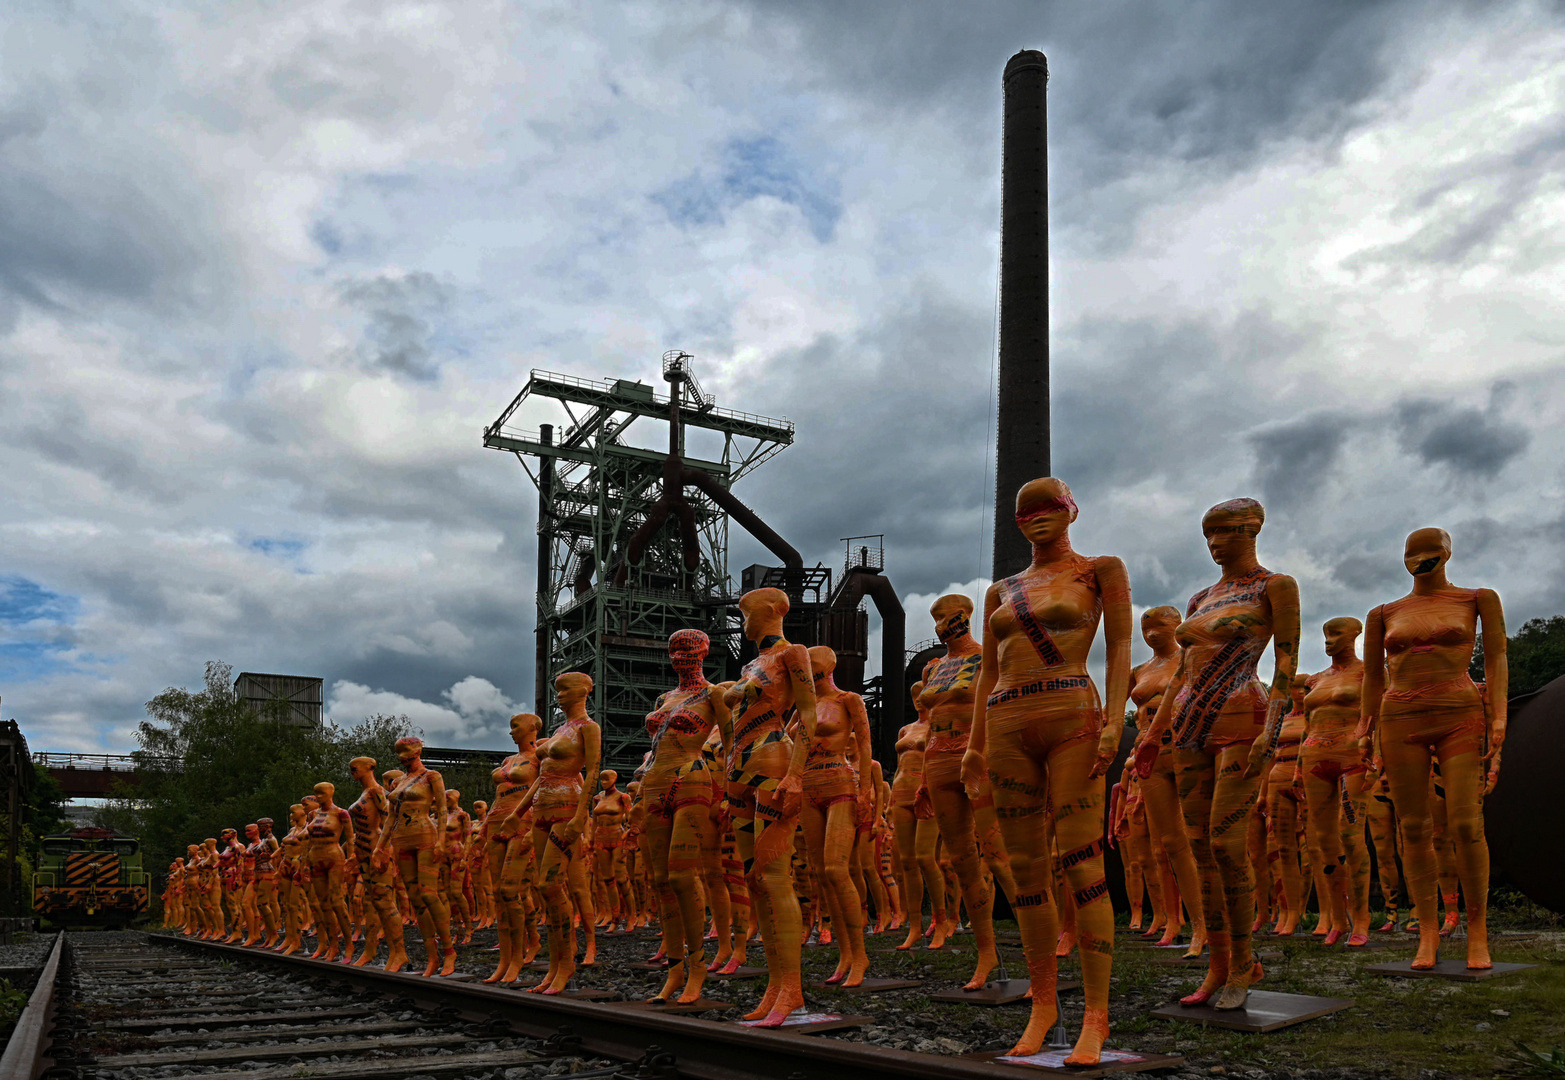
[484,712,542,983]
[307,781,356,964]
[375,737,456,976]
[253,819,281,948]
[642,629,732,1003]
[591,771,635,928]
[181,845,202,935]
[1127,606,1205,955]
[891,683,947,950]
[1135,497,1299,1011]
[468,801,493,929]
[218,829,244,942]
[277,805,307,952]
[720,587,818,1028]
[498,672,601,994]
[962,477,1132,1063]
[1357,527,1506,969]
[1264,677,1308,935]
[348,756,409,971]
[165,859,183,930]
[798,645,873,986]
[919,594,1005,989]
[442,789,474,944]
[201,838,225,939]
[1300,618,1371,945]
[239,824,261,945]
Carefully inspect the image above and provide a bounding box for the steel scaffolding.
[484,355,794,770]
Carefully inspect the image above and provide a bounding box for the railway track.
[2,931,1082,1080]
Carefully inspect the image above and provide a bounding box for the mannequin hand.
[555,818,584,847]
[777,773,802,797]
[960,749,986,799]
[1088,732,1117,778]
[1131,738,1159,780]
[1243,739,1269,781]
[1484,745,1503,795]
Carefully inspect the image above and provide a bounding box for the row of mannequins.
[160,478,1508,1066]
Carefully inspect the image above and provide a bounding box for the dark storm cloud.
[1247,411,1359,509]
[1395,382,1530,478]
[336,272,451,381]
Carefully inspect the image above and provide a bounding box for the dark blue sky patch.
[245,537,307,559]
[651,136,841,242]
[0,575,79,626]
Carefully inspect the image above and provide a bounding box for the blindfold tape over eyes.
[1015,495,1078,524]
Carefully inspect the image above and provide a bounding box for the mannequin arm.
[781,644,817,792]
[849,694,874,801]
[1357,606,1386,764]
[1477,588,1508,792]
[1090,556,1133,778]
[961,583,1002,797]
[1248,574,1301,777]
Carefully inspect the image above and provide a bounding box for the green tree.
[1472,615,1565,697]
[101,661,342,871]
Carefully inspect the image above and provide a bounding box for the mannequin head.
[1404,527,1453,578]
[509,712,543,748]
[313,781,336,809]
[555,671,593,708]
[1323,616,1363,660]
[382,769,404,791]
[288,804,305,826]
[669,628,710,674]
[220,828,238,850]
[1202,498,1265,568]
[187,843,200,861]
[1015,478,1079,548]
[1141,606,1181,653]
[931,594,976,644]
[808,645,837,687]
[301,795,320,820]
[204,838,218,855]
[739,588,789,642]
[244,823,259,844]
[599,769,618,792]
[472,799,487,821]
[257,818,274,838]
[394,736,424,770]
[349,756,378,787]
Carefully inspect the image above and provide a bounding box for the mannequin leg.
[1382,738,1440,968]
[1141,750,1207,953]
[929,765,998,989]
[914,816,949,947]
[1367,787,1402,930]
[1338,772,1374,945]
[892,805,927,948]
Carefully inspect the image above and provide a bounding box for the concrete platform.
[1365,959,1537,981]
[1151,990,1352,1032]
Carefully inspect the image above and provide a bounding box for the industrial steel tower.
[483,353,794,770]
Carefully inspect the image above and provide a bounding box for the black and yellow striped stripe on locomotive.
[33,826,150,926]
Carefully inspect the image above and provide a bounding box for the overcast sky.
[4,0,1563,752]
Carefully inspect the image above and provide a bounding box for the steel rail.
[161,935,1027,1080]
[0,931,65,1080]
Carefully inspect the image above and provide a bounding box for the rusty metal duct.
[992,49,1050,580]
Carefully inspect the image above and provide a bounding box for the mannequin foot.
[1466,927,1492,969]
[440,947,457,976]
[677,955,708,1003]
[963,947,998,991]
[1006,994,1059,1058]
[843,949,870,989]
[1180,959,1229,1007]
[897,923,922,950]
[743,982,781,1021]
[819,925,832,945]
[583,941,597,966]
[825,961,848,985]
[1347,932,1369,948]
[1441,911,1460,937]
[1412,925,1440,970]
[384,947,410,974]
[528,966,557,993]
[1322,927,1343,946]
[717,954,743,976]
[754,980,805,1028]
[652,960,686,1004]
[352,945,374,966]
[1055,931,1076,958]
[1128,916,1143,931]
[1064,1006,1109,1066]
[927,921,949,950]
[543,961,575,994]
[709,946,732,971]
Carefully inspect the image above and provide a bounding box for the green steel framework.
[483,357,794,771]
